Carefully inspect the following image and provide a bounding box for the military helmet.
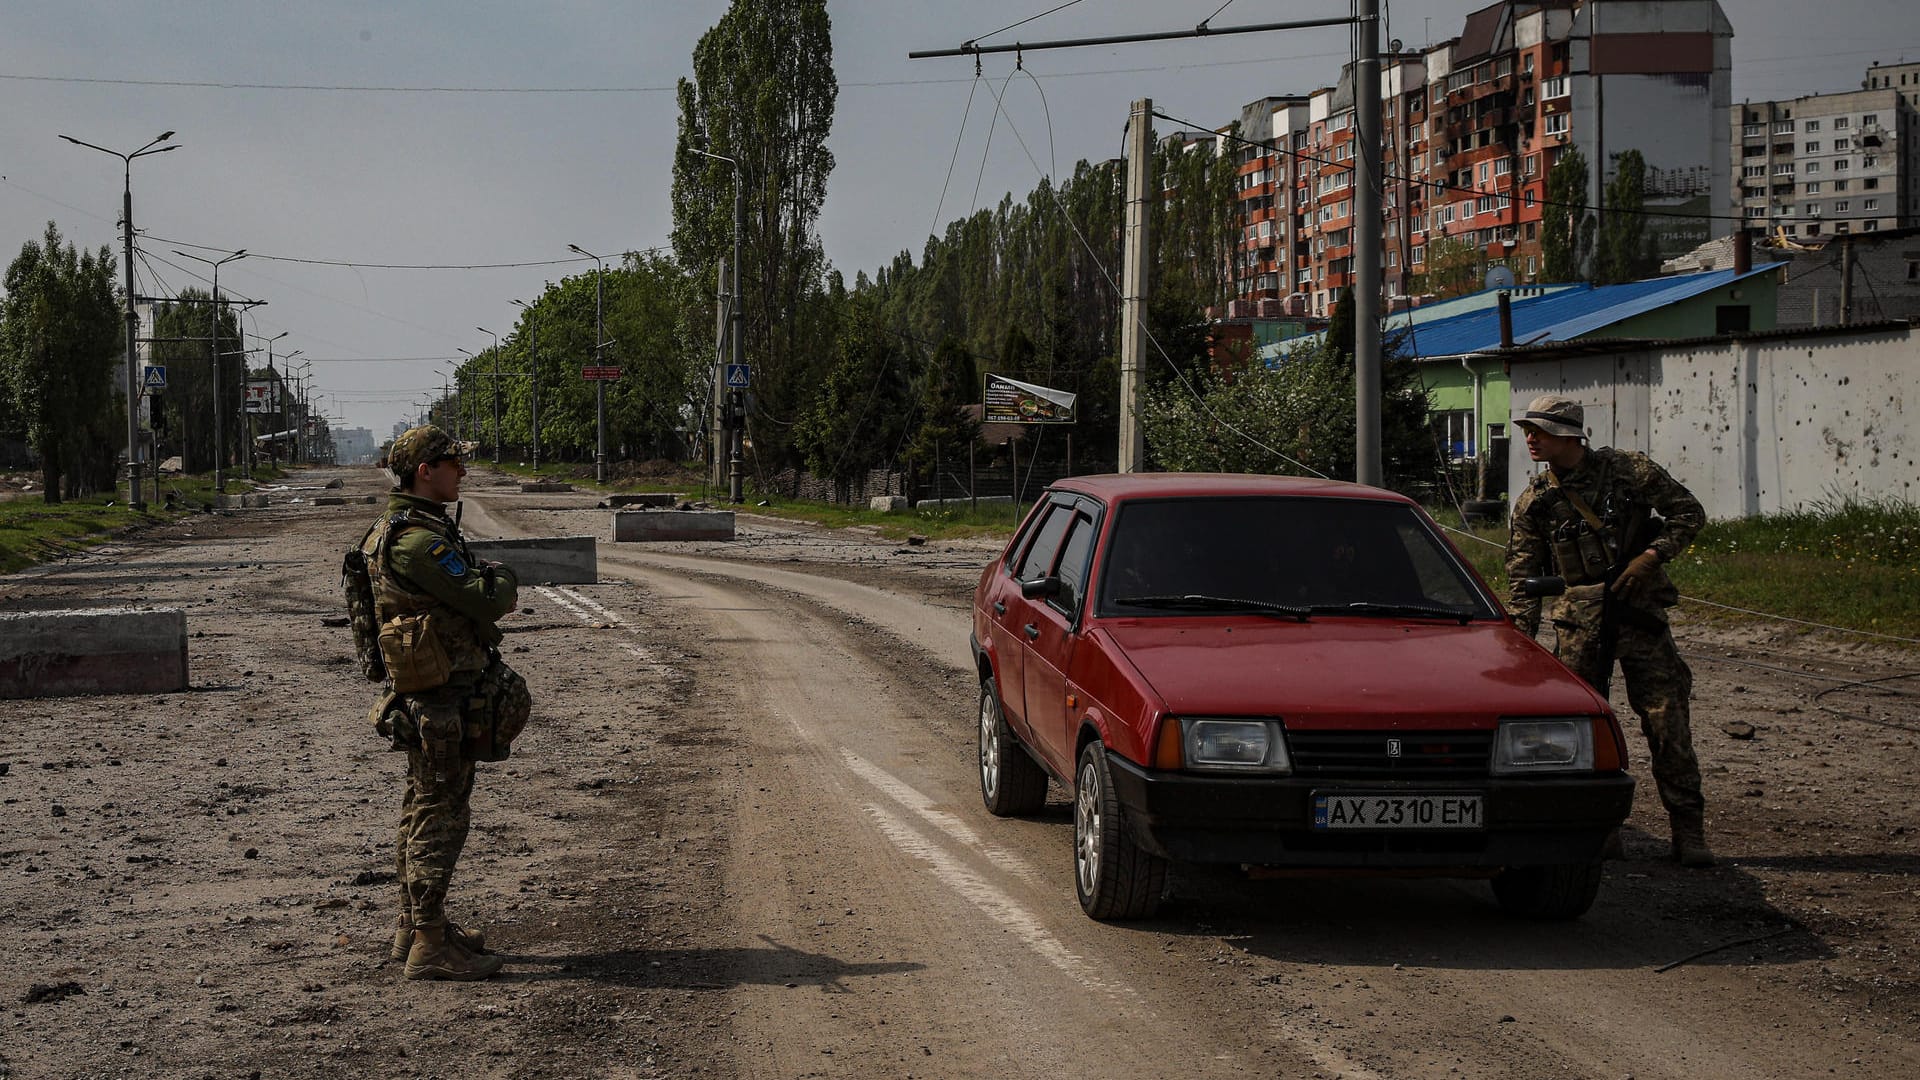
[387,424,459,482]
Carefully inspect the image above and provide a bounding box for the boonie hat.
[387,424,459,480]
[1513,394,1586,439]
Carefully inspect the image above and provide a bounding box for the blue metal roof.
[1264,263,1785,362]
[1396,263,1787,358]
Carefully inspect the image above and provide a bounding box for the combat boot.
[391,919,489,962]
[1670,812,1715,868]
[404,927,505,981]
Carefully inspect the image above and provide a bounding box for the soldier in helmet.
[362,425,519,979]
[1505,395,1714,868]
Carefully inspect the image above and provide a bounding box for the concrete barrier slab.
[519,482,575,493]
[869,496,908,512]
[313,495,379,506]
[466,536,597,584]
[215,494,271,509]
[606,493,680,508]
[613,510,735,542]
[0,608,189,699]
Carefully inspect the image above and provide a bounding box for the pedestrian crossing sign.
[142,365,167,391]
[725,363,751,389]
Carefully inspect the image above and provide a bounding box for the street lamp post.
[173,248,247,491]
[60,130,178,510]
[511,298,541,472]
[476,326,501,463]
[276,349,302,465]
[287,359,311,463]
[566,244,611,484]
[438,365,461,443]
[689,148,745,503]
[247,330,287,476]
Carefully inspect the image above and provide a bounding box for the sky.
[3,0,1916,438]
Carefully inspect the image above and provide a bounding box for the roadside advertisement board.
[983,374,1077,425]
[244,381,274,413]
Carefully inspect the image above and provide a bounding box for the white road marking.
[554,586,632,629]
[838,749,1046,886]
[533,585,658,666]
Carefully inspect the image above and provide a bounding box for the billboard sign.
[983,374,1077,425]
[244,380,275,413]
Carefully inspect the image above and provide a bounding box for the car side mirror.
[1518,575,1567,598]
[1020,575,1062,600]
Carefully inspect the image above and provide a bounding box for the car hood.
[1093,617,1606,727]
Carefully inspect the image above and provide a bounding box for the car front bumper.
[1105,755,1634,868]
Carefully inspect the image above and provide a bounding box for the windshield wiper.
[1110,594,1311,621]
[1308,600,1479,624]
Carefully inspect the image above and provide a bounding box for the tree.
[1594,149,1662,284]
[902,337,980,504]
[147,288,241,474]
[1416,235,1484,299]
[671,0,838,469]
[791,299,915,498]
[0,222,123,501]
[1541,149,1596,282]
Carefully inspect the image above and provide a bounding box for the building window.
[1543,76,1568,99]
[1865,220,1878,231]
[1743,123,1764,137]
[1865,198,1878,210]
[1835,179,1849,191]
[1411,245,1424,264]
[1863,113,1879,125]
[1774,162,1795,175]
[1863,154,1877,167]
[1524,54,1535,74]
[1525,154,1539,176]
[1835,116,1850,129]
[1865,177,1879,189]
[1834,138,1851,151]
[1806,161,1822,174]
[1835,201,1849,212]
[1806,119,1821,132]
[1834,158,1849,171]
[1806,182,1822,194]
[1494,157,1511,176]
[1746,206,1766,218]
[1544,114,1569,136]
[1742,164,1766,178]
[1805,223,1821,235]
[1805,141,1821,153]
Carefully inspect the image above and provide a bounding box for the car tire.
[979,675,1048,817]
[1491,861,1604,920]
[1073,742,1167,920]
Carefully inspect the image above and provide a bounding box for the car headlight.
[1491,719,1594,775]
[1181,718,1292,774]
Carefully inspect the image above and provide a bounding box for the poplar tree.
[1541,149,1596,283]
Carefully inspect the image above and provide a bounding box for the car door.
[992,499,1075,738]
[1019,502,1099,778]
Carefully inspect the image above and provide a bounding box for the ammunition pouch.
[368,689,418,751]
[378,611,452,693]
[462,656,531,763]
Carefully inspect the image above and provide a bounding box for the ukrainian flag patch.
[427,538,467,577]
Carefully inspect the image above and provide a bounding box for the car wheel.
[1491,861,1604,920]
[1073,741,1167,920]
[979,675,1048,816]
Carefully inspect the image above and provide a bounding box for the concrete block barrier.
[465,536,598,585]
[313,495,378,506]
[215,494,271,509]
[0,608,189,699]
[869,496,908,512]
[519,482,575,493]
[605,493,679,508]
[613,510,735,542]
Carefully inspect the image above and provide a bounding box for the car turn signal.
[1153,718,1184,770]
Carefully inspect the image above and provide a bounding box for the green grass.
[739,492,1030,543]
[0,471,231,573]
[1431,497,1920,642]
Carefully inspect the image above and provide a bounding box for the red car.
[969,474,1633,921]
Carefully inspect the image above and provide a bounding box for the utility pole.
[1839,235,1855,325]
[711,259,729,493]
[690,148,746,503]
[512,298,541,472]
[174,248,247,492]
[476,327,500,463]
[1355,0,1384,487]
[61,130,177,510]
[1118,98,1152,474]
[566,245,611,484]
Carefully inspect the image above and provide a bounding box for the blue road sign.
[142,365,167,391]
[725,363,751,389]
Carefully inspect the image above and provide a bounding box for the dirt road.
[3,465,1916,1079]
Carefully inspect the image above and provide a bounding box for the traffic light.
[149,394,167,431]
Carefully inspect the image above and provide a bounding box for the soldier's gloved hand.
[1610,549,1663,600]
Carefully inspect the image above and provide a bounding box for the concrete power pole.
[1355,0,1383,487]
[1118,97,1152,474]
[711,258,728,492]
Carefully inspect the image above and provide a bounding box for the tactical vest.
[1523,448,1669,602]
[361,510,493,685]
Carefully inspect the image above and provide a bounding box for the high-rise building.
[1225,0,1733,315]
[1733,62,1920,239]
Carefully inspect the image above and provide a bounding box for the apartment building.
[1225,0,1732,315]
[1735,66,1920,238]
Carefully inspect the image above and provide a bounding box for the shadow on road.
[498,934,923,992]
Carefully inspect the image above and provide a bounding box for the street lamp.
[172,247,247,492]
[566,243,613,484]
[476,325,501,463]
[287,359,311,463]
[437,365,461,443]
[511,298,541,472]
[688,147,745,503]
[246,330,287,475]
[60,129,178,510]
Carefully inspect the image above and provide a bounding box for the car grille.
[1286,730,1492,778]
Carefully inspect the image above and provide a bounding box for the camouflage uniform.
[1506,444,1708,822]
[364,428,519,933]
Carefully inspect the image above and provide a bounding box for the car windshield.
[1097,496,1497,620]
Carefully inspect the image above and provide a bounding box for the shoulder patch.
[426,537,468,577]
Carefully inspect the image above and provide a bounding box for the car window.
[1014,503,1074,581]
[1097,496,1496,617]
[1052,513,1097,613]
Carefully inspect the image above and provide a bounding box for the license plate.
[1312,793,1484,830]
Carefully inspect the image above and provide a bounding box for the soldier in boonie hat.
[1512,394,1586,439]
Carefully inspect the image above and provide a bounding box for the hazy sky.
[3,1,1914,437]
